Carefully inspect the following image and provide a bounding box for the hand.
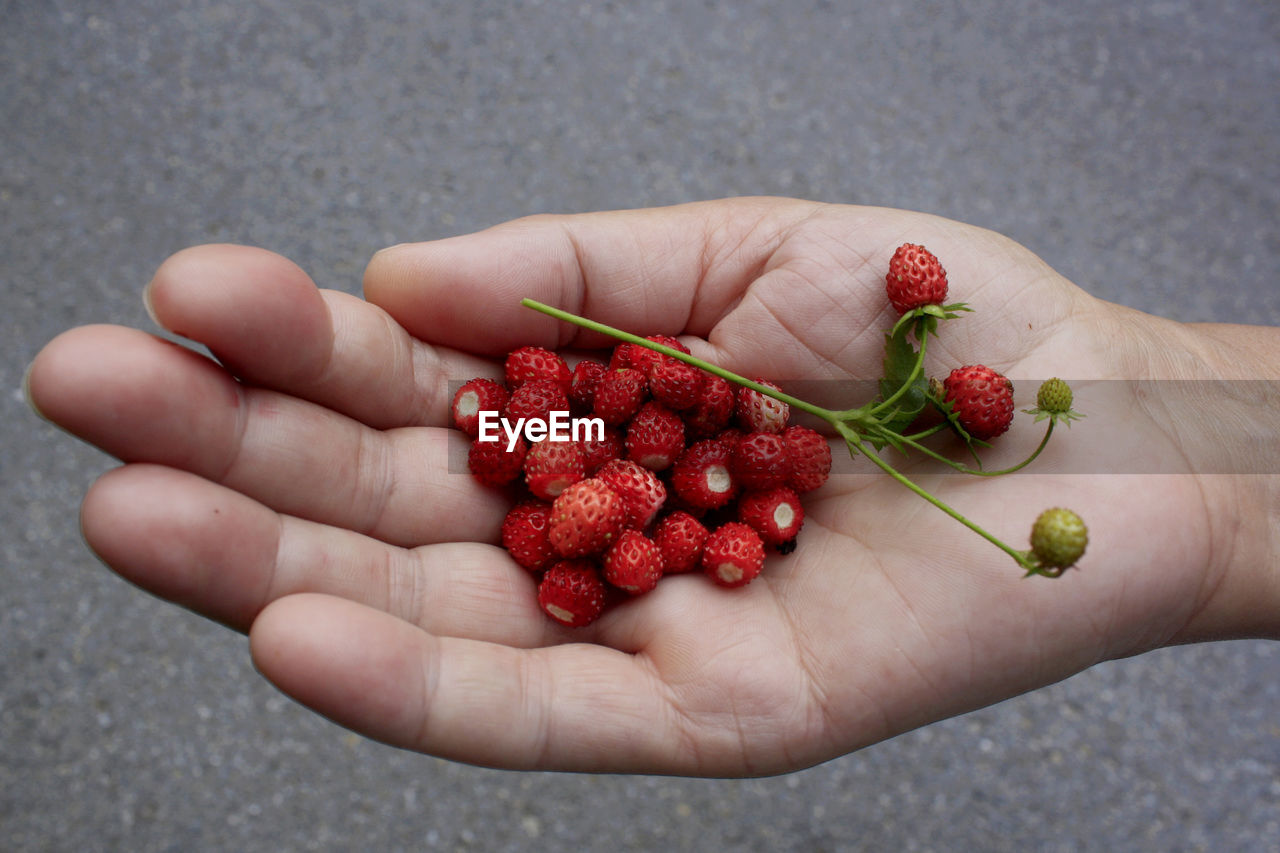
[27,197,1278,775]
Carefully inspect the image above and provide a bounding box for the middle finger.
[32,324,503,546]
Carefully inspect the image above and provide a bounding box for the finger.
[362,197,828,355]
[250,593,700,773]
[29,325,503,546]
[82,464,559,645]
[146,244,499,429]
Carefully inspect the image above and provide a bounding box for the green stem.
[874,420,1057,477]
[901,422,949,442]
[836,421,1037,571]
[868,320,927,418]
[522,298,841,425]
[524,297,1056,574]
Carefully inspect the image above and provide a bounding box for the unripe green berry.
[1030,507,1088,569]
[1036,378,1073,414]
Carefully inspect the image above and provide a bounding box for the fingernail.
[142,279,162,328]
[22,358,47,421]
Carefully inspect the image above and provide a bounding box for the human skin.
[26,197,1280,776]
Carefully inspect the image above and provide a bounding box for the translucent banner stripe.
[443,379,1280,475]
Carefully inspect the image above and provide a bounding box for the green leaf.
[878,324,928,435]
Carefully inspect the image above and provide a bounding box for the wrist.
[1117,314,1280,642]
[1176,474,1280,642]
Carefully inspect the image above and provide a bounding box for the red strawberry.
[537,559,607,627]
[702,522,765,588]
[501,500,556,572]
[737,487,805,546]
[731,432,792,491]
[783,425,832,493]
[942,364,1015,441]
[671,439,737,509]
[595,459,667,529]
[886,243,948,314]
[505,346,571,392]
[654,335,690,352]
[652,511,709,574]
[568,359,607,411]
[467,435,527,487]
[504,378,569,424]
[648,356,704,410]
[682,374,736,438]
[624,401,686,471]
[736,379,789,434]
[607,344,631,370]
[714,427,746,453]
[548,479,627,557]
[593,368,649,425]
[523,438,586,500]
[451,378,509,438]
[602,530,665,594]
[612,335,689,373]
[579,425,624,474]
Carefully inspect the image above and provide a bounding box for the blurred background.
[4,1,1278,850]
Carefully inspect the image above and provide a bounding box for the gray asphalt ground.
[4,1,1278,850]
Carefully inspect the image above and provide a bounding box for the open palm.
[29,198,1232,775]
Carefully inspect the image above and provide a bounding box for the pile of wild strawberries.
[452,340,833,627]
[452,241,1076,625]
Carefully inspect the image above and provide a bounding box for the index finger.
[362,198,825,355]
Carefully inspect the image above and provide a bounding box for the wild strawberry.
[942,364,1015,441]
[505,346,571,392]
[579,425,624,474]
[714,428,745,452]
[671,439,737,509]
[537,559,607,627]
[568,359,607,411]
[1025,378,1084,427]
[504,378,569,424]
[602,530,665,594]
[648,356,704,410]
[607,344,630,370]
[736,379,789,434]
[731,432,792,491]
[451,378,509,438]
[467,435,527,487]
[652,511,709,574]
[886,243,948,314]
[1029,507,1088,570]
[625,401,686,471]
[682,374,736,438]
[595,459,667,529]
[737,487,804,547]
[655,335,690,352]
[1035,377,1073,414]
[593,368,649,425]
[523,438,586,500]
[613,335,689,373]
[783,425,832,493]
[701,522,765,588]
[548,479,627,557]
[501,500,556,573]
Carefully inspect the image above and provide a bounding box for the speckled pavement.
[4,2,1278,850]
